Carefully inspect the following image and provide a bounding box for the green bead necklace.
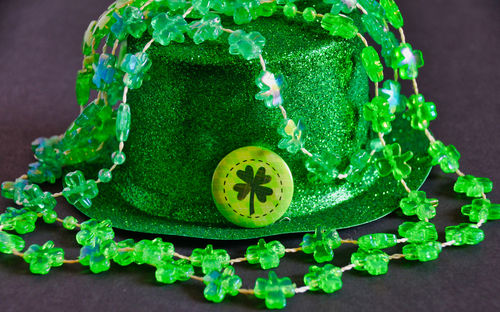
[1,0,498,309]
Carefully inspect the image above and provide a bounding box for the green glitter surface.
[78,14,431,239]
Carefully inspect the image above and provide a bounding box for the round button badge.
[211,146,294,228]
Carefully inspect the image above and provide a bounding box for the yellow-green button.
[211,146,294,228]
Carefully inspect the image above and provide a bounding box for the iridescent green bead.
[151,14,189,46]
[62,216,79,230]
[302,7,317,22]
[305,151,342,183]
[42,210,58,224]
[112,151,126,165]
[404,94,437,130]
[155,259,194,284]
[376,143,413,181]
[399,190,438,221]
[254,271,296,310]
[113,239,135,266]
[23,241,64,275]
[398,221,438,243]
[390,43,424,80]
[402,241,442,262]
[361,46,384,82]
[76,219,114,246]
[428,140,460,174]
[351,248,389,275]
[301,227,342,263]
[22,184,57,213]
[188,13,223,45]
[133,238,174,266]
[461,198,500,223]
[0,231,25,254]
[278,119,306,154]
[380,31,399,66]
[79,241,113,274]
[255,70,286,108]
[228,29,266,60]
[361,14,388,45]
[245,238,285,270]
[304,264,342,293]
[369,138,384,152]
[92,54,116,90]
[320,13,358,39]
[116,103,131,142]
[328,0,357,14]
[445,223,484,246]
[454,175,493,198]
[76,70,92,106]
[0,207,37,234]
[380,80,407,113]
[121,52,152,89]
[120,6,147,38]
[1,178,28,202]
[190,244,230,274]
[380,0,404,28]
[98,169,113,183]
[363,96,395,133]
[358,233,398,250]
[345,149,371,183]
[62,171,99,210]
[283,2,297,18]
[203,266,242,303]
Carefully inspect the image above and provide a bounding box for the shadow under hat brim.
[76,117,431,240]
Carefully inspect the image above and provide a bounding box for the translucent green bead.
[62,171,99,210]
[76,219,114,246]
[445,223,484,246]
[305,151,342,183]
[0,231,25,254]
[304,264,342,293]
[190,244,230,274]
[245,238,285,270]
[233,0,259,25]
[121,52,152,89]
[116,103,131,142]
[369,138,384,152]
[62,216,79,230]
[254,271,296,309]
[133,238,174,266]
[461,198,500,223]
[301,227,342,263]
[188,13,223,45]
[257,2,277,17]
[398,221,438,243]
[98,169,113,183]
[376,143,413,181]
[203,266,242,303]
[358,233,398,250]
[454,175,493,198]
[404,94,437,130]
[151,14,189,46]
[23,241,64,275]
[351,249,389,275]
[402,241,442,262]
[320,13,358,39]
[363,96,394,134]
[42,210,58,224]
[22,184,57,213]
[166,0,187,11]
[76,70,92,106]
[255,70,286,108]
[0,207,38,234]
[155,259,194,284]
[283,2,297,18]
[428,140,460,174]
[346,150,371,183]
[278,119,306,154]
[358,0,385,17]
[121,6,147,38]
[399,190,438,221]
[328,0,357,14]
[79,241,113,274]
[361,14,388,45]
[228,29,266,60]
[1,178,28,202]
[391,43,424,80]
[192,0,212,15]
[380,0,404,28]
[302,7,317,22]
[361,46,384,83]
[380,80,407,113]
[112,151,126,165]
[113,239,135,266]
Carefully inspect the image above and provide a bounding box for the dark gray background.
[0,1,499,311]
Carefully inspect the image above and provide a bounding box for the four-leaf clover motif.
[233,165,273,216]
[376,143,413,180]
[254,271,296,309]
[245,238,285,269]
[62,171,99,210]
[203,266,242,303]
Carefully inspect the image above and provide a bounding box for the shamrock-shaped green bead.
[255,70,286,109]
[79,239,116,274]
[320,13,358,39]
[358,0,385,17]
[445,223,484,246]
[391,43,424,80]
[363,96,395,133]
[0,231,25,254]
[454,175,493,198]
[351,248,389,276]
[254,271,296,309]
[192,0,214,15]
[301,227,341,263]
[23,241,64,275]
[76,219,114,246]
[361,14,388,46]
[112,239,135,266]
[228,29,266,60]
[326,0,357,14]
[461,198,500,223]
[361,46,384,82]
[1,177,28,203]
[111,6,147,40]
[92,54,116,90]
[399,190,438,220]
[151,14,189,46]
[190,244,230,274]
[203,266,242,303]
[62,171,98,210]
[303,264,342,293]
[0,207,37,234]
[246,239,285,270]
[428,140,460,174]
[232,0,260,25]
[120,52,152,89]
[345,150,372,183]
[155,259,194,284]
[305,151,342,183]
[21,184,56,213]
[380,80,407,113]
[166,0,187,11]
[133,238,174,266]
[380,0,404,28]
[358,233,398,250]
[188,13,223,44]
[257,1,278,17]
[402,241,442,262]
[376,143,413,180]
[398,221,438,243]
[404,94,437,130]
[28,136,64,184]
[278,119,306,154]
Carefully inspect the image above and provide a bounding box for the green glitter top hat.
[28,0,431,239]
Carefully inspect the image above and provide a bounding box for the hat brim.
[77,117,431,240]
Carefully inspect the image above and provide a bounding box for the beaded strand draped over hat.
[0,0,498,310]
